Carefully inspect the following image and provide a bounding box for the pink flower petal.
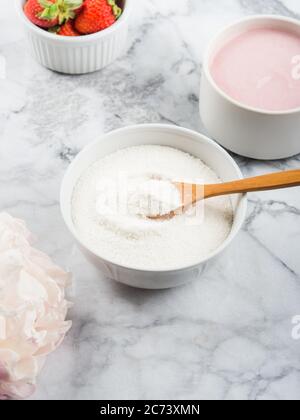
[0,213,72,399]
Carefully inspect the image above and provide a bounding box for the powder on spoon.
[71,145,234,271]
[110,176,181,218]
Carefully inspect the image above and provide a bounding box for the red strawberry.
[24,0,57,28]
[24,0,83,29]
[74,0,122,35]
[57,20,80,36]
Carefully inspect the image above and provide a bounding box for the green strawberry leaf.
[48,25,60,33]
[64,0,83,8]
[37,0,83,23]
[39,5,58,20]
[39,0,54,8]
[108,0,122,19]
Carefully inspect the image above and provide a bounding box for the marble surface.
[1,0,300,401]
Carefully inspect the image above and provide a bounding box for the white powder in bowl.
[71,145,234,271]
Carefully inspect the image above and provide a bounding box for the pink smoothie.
[211,28,300,111]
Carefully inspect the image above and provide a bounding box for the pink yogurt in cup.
[200,16,300,159]
[211,27,300,112]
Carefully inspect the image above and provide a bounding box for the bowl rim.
[60,124,248,274]
[15,0,132,43]
[203,14,300,116]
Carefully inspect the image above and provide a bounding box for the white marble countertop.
[1,0,300,401]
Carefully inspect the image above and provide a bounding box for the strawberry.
[24,0,83,29]
[74,0,122,35]
[57,20,80,36]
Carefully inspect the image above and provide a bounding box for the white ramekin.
[15,0,132,74]
[200,15,300,160]
[60,124,247,289]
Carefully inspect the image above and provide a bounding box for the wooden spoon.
[149,169,300,220]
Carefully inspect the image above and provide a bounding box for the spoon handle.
[204,169,300,199]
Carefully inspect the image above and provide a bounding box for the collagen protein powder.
[71,145,234,271]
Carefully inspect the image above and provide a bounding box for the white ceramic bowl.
[15,0,132,74]
[200,15,300,160]
[60,124,247,289]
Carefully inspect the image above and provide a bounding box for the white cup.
[200,15,300,160]
[15,0,132,74]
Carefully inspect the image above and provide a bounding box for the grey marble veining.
[1,0,300,400]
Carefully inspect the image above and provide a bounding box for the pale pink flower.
[0,213,72,400]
